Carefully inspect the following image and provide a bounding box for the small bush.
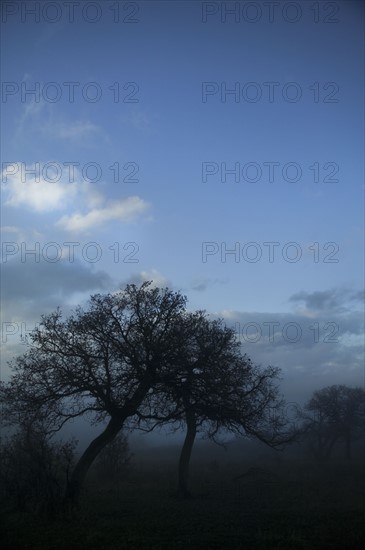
[0,425,77,516]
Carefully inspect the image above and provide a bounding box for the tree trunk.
[178,411,196,498]
[63,372,154,509]
[64,415,124,507]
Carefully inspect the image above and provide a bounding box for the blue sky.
[1,0,364,407]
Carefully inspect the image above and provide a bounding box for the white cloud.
[0,226,19,234]
[56,196,149,232]
[219,309,238,320]
[14,98,104,145]
[2,164,77,212]
[2,162,149,232]
[1,162,104,213]
[51,120,101,141]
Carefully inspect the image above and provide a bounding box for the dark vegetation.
[0,282,364,548]
[1,438,364,549]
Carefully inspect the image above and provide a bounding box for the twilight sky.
[1,0,364,406]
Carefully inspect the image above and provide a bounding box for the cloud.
[56,196,150,232]
[1,258,112,307]
[14,98,104,145]
[2,162,149,232]
[20,98,45,122]
[51,120,101,141]
[289,289,341,311]
[0,259,113,381]
[191,280,209,292]
[190,277,227,292]
[124,269,171,289]
[351,290,365,303]
[289,288,364,313]
[0,226,20,234]
[220,309,363,350]
[215,291,364,403]
[0,225,44,250]
[2,163,79,212]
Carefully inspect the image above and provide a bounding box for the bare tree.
[302,385,365,461]
[0,282,297,507]
[0,282,187,506]
[138,312,294,497]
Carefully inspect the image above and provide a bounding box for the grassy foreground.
[1,456,364,549]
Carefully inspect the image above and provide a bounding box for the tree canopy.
[0,281,293,503]
[136,311,292,495]
[1,282,187,501]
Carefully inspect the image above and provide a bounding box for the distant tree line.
[300,385,365,462]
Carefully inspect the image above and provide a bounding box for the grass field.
[1,449,364,549]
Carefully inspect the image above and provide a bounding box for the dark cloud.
[218,310,363,352]
[1,260,113,380]
[1,258,112,305]
[351,290,365,303]
[289,288,364,312]
[214,304,364,405]
[191,280,209,292]
[190,278,227,292]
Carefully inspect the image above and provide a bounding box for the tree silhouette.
[0,282,187,505]
[138,312,294,497]
[1,282,296,507]
[302,385,365,461]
